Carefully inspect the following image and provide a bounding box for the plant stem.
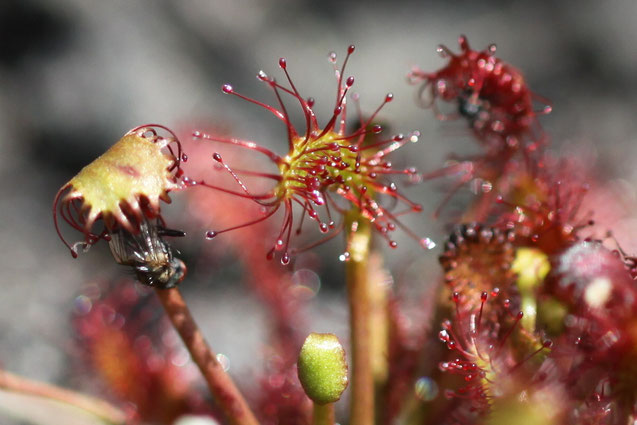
[313,403,335,425]
[0,369,126,424]
[345,210,374,425]
[367,253,390,423]
[156,288,259,425]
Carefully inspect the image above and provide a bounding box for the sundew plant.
[2,25,636,425]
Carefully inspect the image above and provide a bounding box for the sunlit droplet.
[420,237,436,250]
[71,241,90,255]
[291,269,321,300]
[216,353,230,372]
[414,376,438,401]
[73,295,92,315]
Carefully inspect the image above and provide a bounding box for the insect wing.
[108,220,161,267]
[107,219,186,289]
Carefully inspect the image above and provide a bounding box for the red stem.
[156,288,259,425]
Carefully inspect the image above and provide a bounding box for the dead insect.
[108,217,187,289]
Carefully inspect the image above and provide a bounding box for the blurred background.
[1,0,637,423]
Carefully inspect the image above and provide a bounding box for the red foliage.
[72,282,214,424]
[410,35,551,219]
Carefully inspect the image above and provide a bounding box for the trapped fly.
[108,217,186,289]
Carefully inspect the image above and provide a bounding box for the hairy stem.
[345,210,374,425]
[0,369,126,424]
[313,403,335,425]
[156,288,259,425]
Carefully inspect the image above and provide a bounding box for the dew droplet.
[72,242,90,256]
[385,93,394,102]
[216,353,230,371]
[73,295,93,315]
[441,319,451,330]
[420,237,436,250]
[279,58,287,69]
[347,45,355,54]
[183,177,198,187]
[193,130,202,138]
[291,269,321,299]
[281,253,290,265]
[222,84,233,94]
[389,241,398,248]
[339,252,351,262]
[436,45,449,58]
[438,330,450,342]
[181,153,188,162]
[212,153,223,162]
[414,377,438,402]
[319,223,328,233]
[205,231,217,240]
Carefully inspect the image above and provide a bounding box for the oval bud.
[297,333,348,405]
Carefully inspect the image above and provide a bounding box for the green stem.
[156,288,259,425]
[313,403,335,425]
[0,369,126,424]
[367,253,390,423]
[345,210,374,425]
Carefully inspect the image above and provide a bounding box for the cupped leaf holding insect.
[52,125,187,288]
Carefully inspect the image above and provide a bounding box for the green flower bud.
[297,333,348,405]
